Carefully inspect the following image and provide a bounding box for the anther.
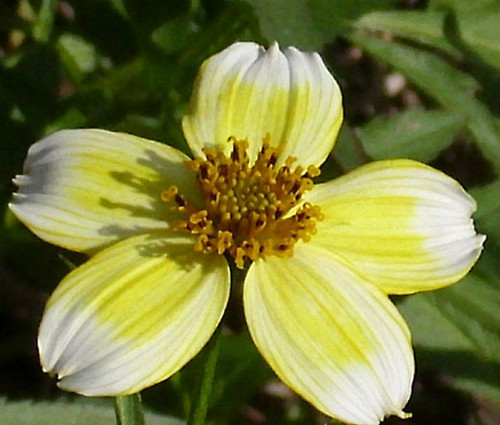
[161,136,323,268]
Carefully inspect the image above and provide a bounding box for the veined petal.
[182,42,342,168]
[38,231,230,396]
[182,42,276,161]
[10,129,202,253]
[244,244,413,425]
[278,46,343,167]
[305,159,485,294]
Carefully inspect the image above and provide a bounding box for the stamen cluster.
[162,136,323,268]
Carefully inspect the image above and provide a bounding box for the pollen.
[162,135,324,268]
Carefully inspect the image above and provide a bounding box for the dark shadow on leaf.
[415,347,500,389]
[443,11,500,111]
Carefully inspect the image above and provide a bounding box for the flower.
[10,42,484,425]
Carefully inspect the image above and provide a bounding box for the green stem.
[187,327,223,425]
[114,393,145,425]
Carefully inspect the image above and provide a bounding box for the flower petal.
[278,46,343,167]
[38,230,229,396]
[306,159,485,294]
[244,244,413,425]
[10,129,201,253]
[182,42,342,167]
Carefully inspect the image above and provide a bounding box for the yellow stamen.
[162,135,323,268]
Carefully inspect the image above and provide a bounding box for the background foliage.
[1,0,499,424]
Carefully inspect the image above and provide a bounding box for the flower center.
[162,135,323,268]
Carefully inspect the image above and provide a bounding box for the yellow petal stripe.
[305,159,485,294]
[182,42,342,168]
[244,243,413,425]
[10,129,202,253]
[38,231,230,396]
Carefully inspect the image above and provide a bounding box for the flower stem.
[187,327,222,425]
[114,393,144,425]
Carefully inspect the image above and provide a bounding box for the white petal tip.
[395,410,412,420]
[268,41,280,52]
[8,199,23,212]
[12,174,27,186]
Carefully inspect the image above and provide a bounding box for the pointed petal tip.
[12,174,27,187]
[267,41,280,52]
[396,410,412,420]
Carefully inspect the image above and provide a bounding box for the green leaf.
[108,0,131,20]
[319,125,368,183]
[355,11,457,55]
[309,0,397,38]
[435,277,500,360]
[399,294,473,353]
[151,16,191,54]
[357,109,464,162]
[351,34,500,171]
[245,0,399,49]
[428,0,498,13]
[32,0,58,43]
[190,331,274,424]
[44,108,87,135]
[351,33,478,98]
[457,8,500,69]
[56,33,98,82]
[399,257,500,360]
[243,0,327,50]
[356,7,500,69]
[398,250,500,404]
[114,114,163,141]
[331,124,368,172]
[0,398,184,425]
[470,179,500,242]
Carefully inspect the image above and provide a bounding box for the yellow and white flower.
[10,42,484,425]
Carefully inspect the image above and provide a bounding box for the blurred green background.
[1,0,499,424]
